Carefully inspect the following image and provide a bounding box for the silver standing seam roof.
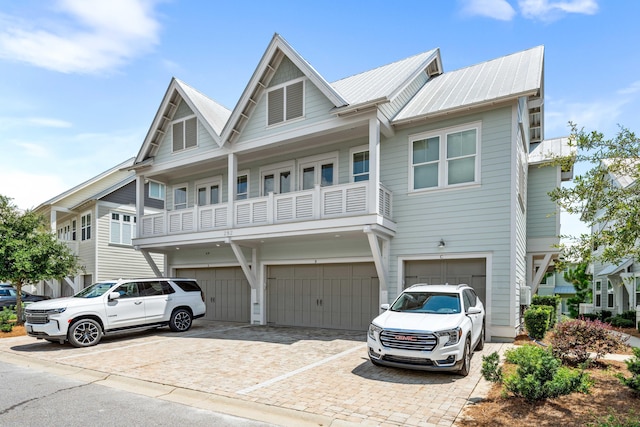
[393,45,544,123]
[174,79,231,136]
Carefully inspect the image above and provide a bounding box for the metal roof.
[175,79,231,136]
[394,46,544,123]
[596,258,633,276]
[529,137,574,165]
[330,49,439,106]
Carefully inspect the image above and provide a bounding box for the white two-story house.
[33,158,165,297]
[130,34,570,341]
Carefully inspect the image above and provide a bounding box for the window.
[595,280,602,307]
[237,174,248,200]
[636,277,640,308]
[196,181,220,206]
[607,280,614,308]
[267,79,304,126]
[173,185,187,210]
[410,124,479,191]
[81,213,91,241]
[149,181,165,200]
[299,154,337,190]
[110,212,136,245]
[71,220,76,241]
[351,149,369,182]
[260,163,293,196]
[172,117,197,152]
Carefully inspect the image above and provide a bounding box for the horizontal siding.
[96,204,164,281]
[527,165,559,238]
[383,106,515,327]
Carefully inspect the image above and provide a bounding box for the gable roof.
[221,33,347,144]
[330,48,441,110]
[393,46,544,124]
[34,157,135,212]
[134,78,231,164]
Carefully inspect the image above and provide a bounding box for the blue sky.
[1,0,638,238]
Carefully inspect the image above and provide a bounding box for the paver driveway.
[0,321,508,426]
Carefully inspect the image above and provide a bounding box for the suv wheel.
[68,319,102,347]
[458,338,471,377]
[169,308,192,332]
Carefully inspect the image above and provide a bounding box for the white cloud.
[0,0,161,74]
[618,81,640,95]
[17,142,51,158]
[460,0,517,20]
[27,117,73,128]
[519,0,598,21]
[0,170,66,210]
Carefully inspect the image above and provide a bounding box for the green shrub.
[532,295,560,327]
[610,317,635,328]
[617,347,640,394]
[481,351,502,383]
[621,310,637,321]
[581,313,600,321]
[502,344,592,401]
[552,318,629,365]
[0,307,14,332]
[524,306,551,340]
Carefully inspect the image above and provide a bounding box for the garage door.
[176,267,250,323]
[267,263,379,331]
[404,259,486,305]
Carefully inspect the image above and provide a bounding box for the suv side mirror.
[108,292,121,301]
[466,307,482,315]
[380,303,390,311]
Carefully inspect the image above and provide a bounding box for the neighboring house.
[587,159,639,316]
[33,158,165,297]
[129,34,570,341]
[537,267,577,315]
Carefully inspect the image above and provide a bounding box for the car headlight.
[436,327,462,347]
[368,323,382,340]
[45,308,66,314]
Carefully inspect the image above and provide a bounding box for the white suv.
[24,278,206,347]
[367,284,485,376]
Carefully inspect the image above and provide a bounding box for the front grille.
[382,354,435,366]
[25,313,49,324]
[380,330,437,351]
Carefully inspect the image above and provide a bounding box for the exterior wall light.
[438,239,446,248]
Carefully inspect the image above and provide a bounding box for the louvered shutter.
[185,117,197,148]
[286,81,303,120]
[172,121,184,151]
[268,88,284,125]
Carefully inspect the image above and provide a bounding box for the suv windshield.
[390,292,461,314]
[74,282,116,298]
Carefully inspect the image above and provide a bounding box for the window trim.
[266,77,306,127]
[171,115,198,153]
[195,176,222,206]
[236,170,249,201]
[595,280,602,308]
[408,122,481,193]
[259,161,295,196]
[109,210,137,246]
[607,279,614,308]
[148,180,166,201]
[298,152,339,190]
[172,183,188,210]
[350,145,370,183]
[80,212,92,242]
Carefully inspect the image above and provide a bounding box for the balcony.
[140,182,392,238]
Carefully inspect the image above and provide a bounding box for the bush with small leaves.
[502,344,592,401]
[551,318,629,365]
[524,306,550,340]
[481,351,502,383]
[617,347,640,394]
[532,295,560,327]
[0,307,14,332]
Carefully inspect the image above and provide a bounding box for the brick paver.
[0,321,507,426]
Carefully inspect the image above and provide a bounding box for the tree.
[548,123,640,266]
[0,195,82,324]
[564,262,592,318]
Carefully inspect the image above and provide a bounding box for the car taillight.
[200,290,205,302]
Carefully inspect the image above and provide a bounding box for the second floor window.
[110,212,136,245]
[149,181,166,200]
[173,186,187,210]
[81,213,91,241]
[237,174,248,200]
[607,280,614,308]
[352,150,369,182]
[172,117,197,152]
[197,182,220,205]
[595,280,602,307]
[411,124,479,191]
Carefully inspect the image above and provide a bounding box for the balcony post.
[368,117,380,214]
[136,174,146,239]
[227,153,237,228]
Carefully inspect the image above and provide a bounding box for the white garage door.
[176,267,250,323]
[267,263,379,331]
[404,259,486,305]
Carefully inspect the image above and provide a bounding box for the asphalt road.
[0,362,275,427]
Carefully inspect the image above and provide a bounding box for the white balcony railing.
[140,182,392,237]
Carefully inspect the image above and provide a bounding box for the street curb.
[0,350,359,427]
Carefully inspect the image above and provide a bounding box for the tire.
[458,338,472,377]
[169,308,192,332]
[475,324,485,351]
[68,319,102,348]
